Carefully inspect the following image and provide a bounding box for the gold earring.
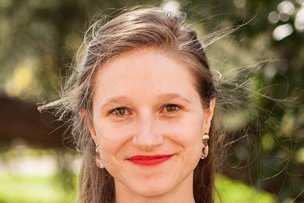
[95,143,99,153]
[201,133,209,159]
[95,143,104,169]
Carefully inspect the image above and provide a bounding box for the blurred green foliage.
[0,175,78,203]
[0,147,79,203]
[215,175,276,203]
[0,0,304,202]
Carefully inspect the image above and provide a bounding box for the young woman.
[41,8,220,203]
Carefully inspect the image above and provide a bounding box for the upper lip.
[128,154,173,160]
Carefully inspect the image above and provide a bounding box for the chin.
[132,182,173,198]
[115,174,177,199]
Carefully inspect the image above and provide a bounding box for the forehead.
[93,48,199,104]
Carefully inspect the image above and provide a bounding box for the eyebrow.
[158,93,192,104]
[99,93,192,111]
[100,96,131,110]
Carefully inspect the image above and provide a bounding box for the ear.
[79,110,98,144]
[203,98,216,134]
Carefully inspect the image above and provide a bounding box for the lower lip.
[128,155,173,166]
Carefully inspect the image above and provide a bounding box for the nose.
[132,113,164,151]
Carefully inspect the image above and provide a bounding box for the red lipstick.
[128,155,173,166]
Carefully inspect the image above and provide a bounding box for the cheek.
[161,117,203,146]
[94,120,133,154]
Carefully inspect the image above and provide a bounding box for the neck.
[115,172,195,203]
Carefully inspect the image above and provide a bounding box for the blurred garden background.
[0,0,304,202]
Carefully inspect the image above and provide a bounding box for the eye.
[111,107,129,117]
[163,104,180,113]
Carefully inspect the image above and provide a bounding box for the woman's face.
[88,48,214,201]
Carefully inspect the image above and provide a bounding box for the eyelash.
[110,107,129,117]
[162,104,181,114]
[109,104,181,117]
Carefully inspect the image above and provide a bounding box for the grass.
[0,175,77,203]
[0,174,275,203]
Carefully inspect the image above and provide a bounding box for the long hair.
[39,8,220,203]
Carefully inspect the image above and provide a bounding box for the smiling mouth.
[128,155,173,166]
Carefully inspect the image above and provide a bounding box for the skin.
[84,48,215,203]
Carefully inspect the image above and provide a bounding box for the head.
[64,8,217,203]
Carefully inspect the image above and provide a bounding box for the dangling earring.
[201,133,209,159]
[95,143,104,169]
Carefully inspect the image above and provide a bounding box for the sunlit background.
[0,0,304,202]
